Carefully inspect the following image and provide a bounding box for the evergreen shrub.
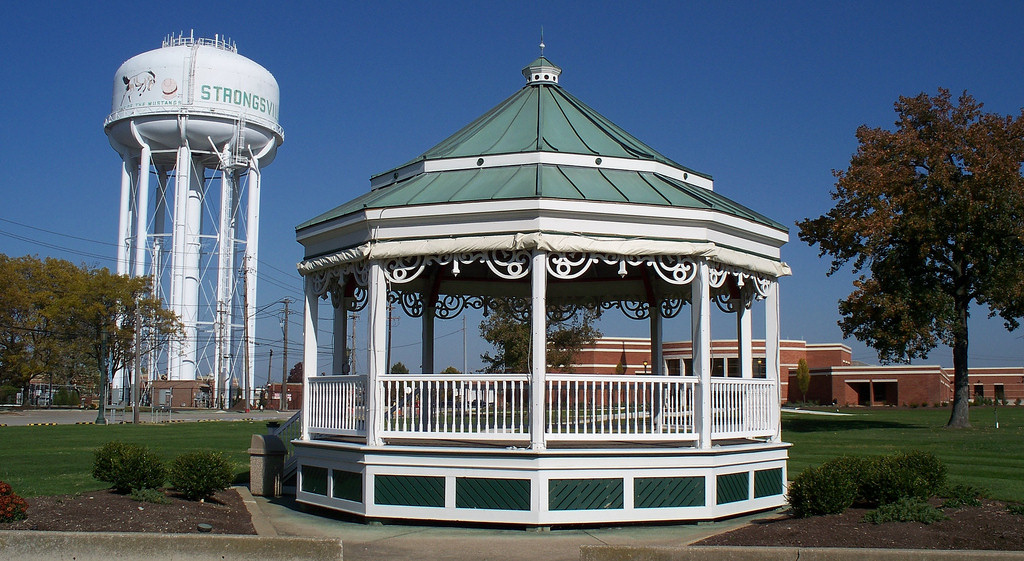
[862,497,948,524]
[940,483,987,508]
[169,451,234,500]
[858,450,945,506]
[787,456,860,517]
[93,441,165,493]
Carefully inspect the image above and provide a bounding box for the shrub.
[863,497,948,525]
[93,441,165,493]
[53,388,80,407]
[1007,503,1024,516]
[940,483,987,508]
[130,487,171,504]
[858,451,945,507]
[0,481,28,523]
[787,456,861,517]
[169,451,234,501]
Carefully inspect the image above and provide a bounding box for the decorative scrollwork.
[434,294,486,320]
[601,299,650,320]
[382,255,426,283]
[547,252,594,280]
[649,256,697,285]
[485,250,532,279]
[394,292,423,317]
[660,298,685,318]
[708,264,729,289]
[753,276,773,300]
[349,286,367,312]
[713,293,737,313]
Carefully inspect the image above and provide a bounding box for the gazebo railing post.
[366,261,388,446]
[301,275,318,441]
[691,260,712,449]
[530,250,547,450]
[765,280,782,443]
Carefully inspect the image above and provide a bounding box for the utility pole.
[280,298,292,411]
[349,312,358,374]
[463,314,468,374]
[133,305,141,424]
[266,348,273,408]
[241,257,250,410]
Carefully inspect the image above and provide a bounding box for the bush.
[0,481,28,523]
[1007,503,1024,516]
[863,497,948,525]
[130,487,170,504]
[168,451,234,501]
[93,441,165,493]
[53,388,80,407]
[940,483,987,508]
[857,451,945,507]
[787,456,861,517]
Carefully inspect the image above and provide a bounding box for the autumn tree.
[0,254,181,412]
[480,299,601,373]
[795,358,810,403]
[798,89,1024,428]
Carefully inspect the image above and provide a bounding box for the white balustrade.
[545,375,697,441]
[379,374,531,441]
[305,374,776,444]
[709,378,775,439]
[307,376,367,436]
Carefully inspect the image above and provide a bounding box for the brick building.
[575,337,1024,406]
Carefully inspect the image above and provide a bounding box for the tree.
[0,254,181,411]
[390,362,409,374]
[795,358,810,403]
[288,362,303,383]
[480,299,601,373]
[440,366,461,374]
[798,89,1024,427]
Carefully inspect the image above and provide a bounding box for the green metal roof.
[298,165,784,230]
[298,58,786,233]
[371,76,705,181]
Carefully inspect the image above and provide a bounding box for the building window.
[727,357,740,377]
[666,359,681,376]
[683,358,693,377]
[974,384,984,399]
[712,358,725,377]
[753,359,767,379]
[995,384,1005,402]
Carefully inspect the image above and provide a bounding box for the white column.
[366,262,388,446]
[244,156,263,398]
[168,145,190,380]
[133,143,151,278]
[116,157,134,276]
[215,153,235,406]
[691,260,712,449]
[333,283,348,375]
[530,250,547,450]
[765,280,781,442]
[738,296,753,379]
[301,275,319,440]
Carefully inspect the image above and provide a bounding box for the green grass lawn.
[1,408,1022,503]
[783,405,1024,502]
[0,420,268,497]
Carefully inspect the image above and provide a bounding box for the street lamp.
[643,360,649,375]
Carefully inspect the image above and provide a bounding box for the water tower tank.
[104,33,283,408]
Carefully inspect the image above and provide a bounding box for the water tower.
[104,32,283,406]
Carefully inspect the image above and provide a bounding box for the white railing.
[307,376,366,436]
[545,375,697,441]
[380,374,531,441]
[305,374,776,444]
[710,378,775,439]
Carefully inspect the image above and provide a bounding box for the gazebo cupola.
[292,55,791,526]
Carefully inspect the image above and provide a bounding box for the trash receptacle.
[248,434,287,497]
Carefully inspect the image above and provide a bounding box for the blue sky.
[4,1,1024,382]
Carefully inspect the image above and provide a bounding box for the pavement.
[240,486,780,561]
[0,407,294,426]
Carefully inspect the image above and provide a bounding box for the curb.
[234,486,278,537]
[0,530,342,561]
[581,546,1024,561]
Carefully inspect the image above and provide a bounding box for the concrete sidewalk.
[242,488,775,561]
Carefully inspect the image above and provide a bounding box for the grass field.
[783,405,1024,502]
[0,420,268,497]
[1,407,1022,502]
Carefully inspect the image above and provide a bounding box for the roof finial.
[539,26,545,56]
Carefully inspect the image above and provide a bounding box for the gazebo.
[292,56,791,526]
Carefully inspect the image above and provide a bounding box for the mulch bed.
[2,488,255,535]
[695,499,1024,551]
